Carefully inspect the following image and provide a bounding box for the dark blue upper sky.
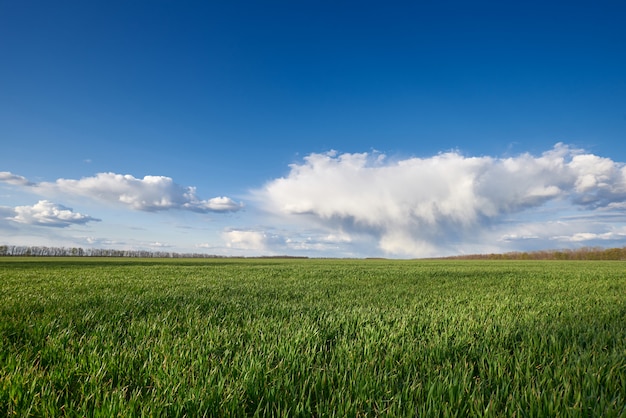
[1,0,625,256]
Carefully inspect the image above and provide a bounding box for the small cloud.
[8,200,100,228]
[499,233,540,242]
[0,171,34,186]
[77,236,121,247]
[149,241,171,248]
[185,196,243,213]
[566,232,605,242]
[223,229,269,251]
[554,231,625,242]
[219,226,370,257]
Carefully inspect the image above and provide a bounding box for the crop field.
[1,258,624,416]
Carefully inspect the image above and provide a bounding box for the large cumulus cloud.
[256,143,626,257]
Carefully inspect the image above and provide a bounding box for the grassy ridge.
[1,258,625,416]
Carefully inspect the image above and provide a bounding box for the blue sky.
[1,0,625,257]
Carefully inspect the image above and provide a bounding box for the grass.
[1,257,625,416]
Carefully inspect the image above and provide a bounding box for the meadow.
[0,257,624,417]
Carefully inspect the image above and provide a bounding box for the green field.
[1,258,624,416]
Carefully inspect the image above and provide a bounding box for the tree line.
[1,244,625,260]
[443,246,626,261]
[0,245,225,258]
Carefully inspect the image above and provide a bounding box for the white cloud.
[192,196,243,212]
[223,229,269,251]
[283,230,357,253]
[0,172,242,213]
[0,171,33,186]
[554,231,626,242]
[256,143,626,257]
[149,241,171,248]
[568,153,626,206]
[220,227,364,256]
[7,200,100,228]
